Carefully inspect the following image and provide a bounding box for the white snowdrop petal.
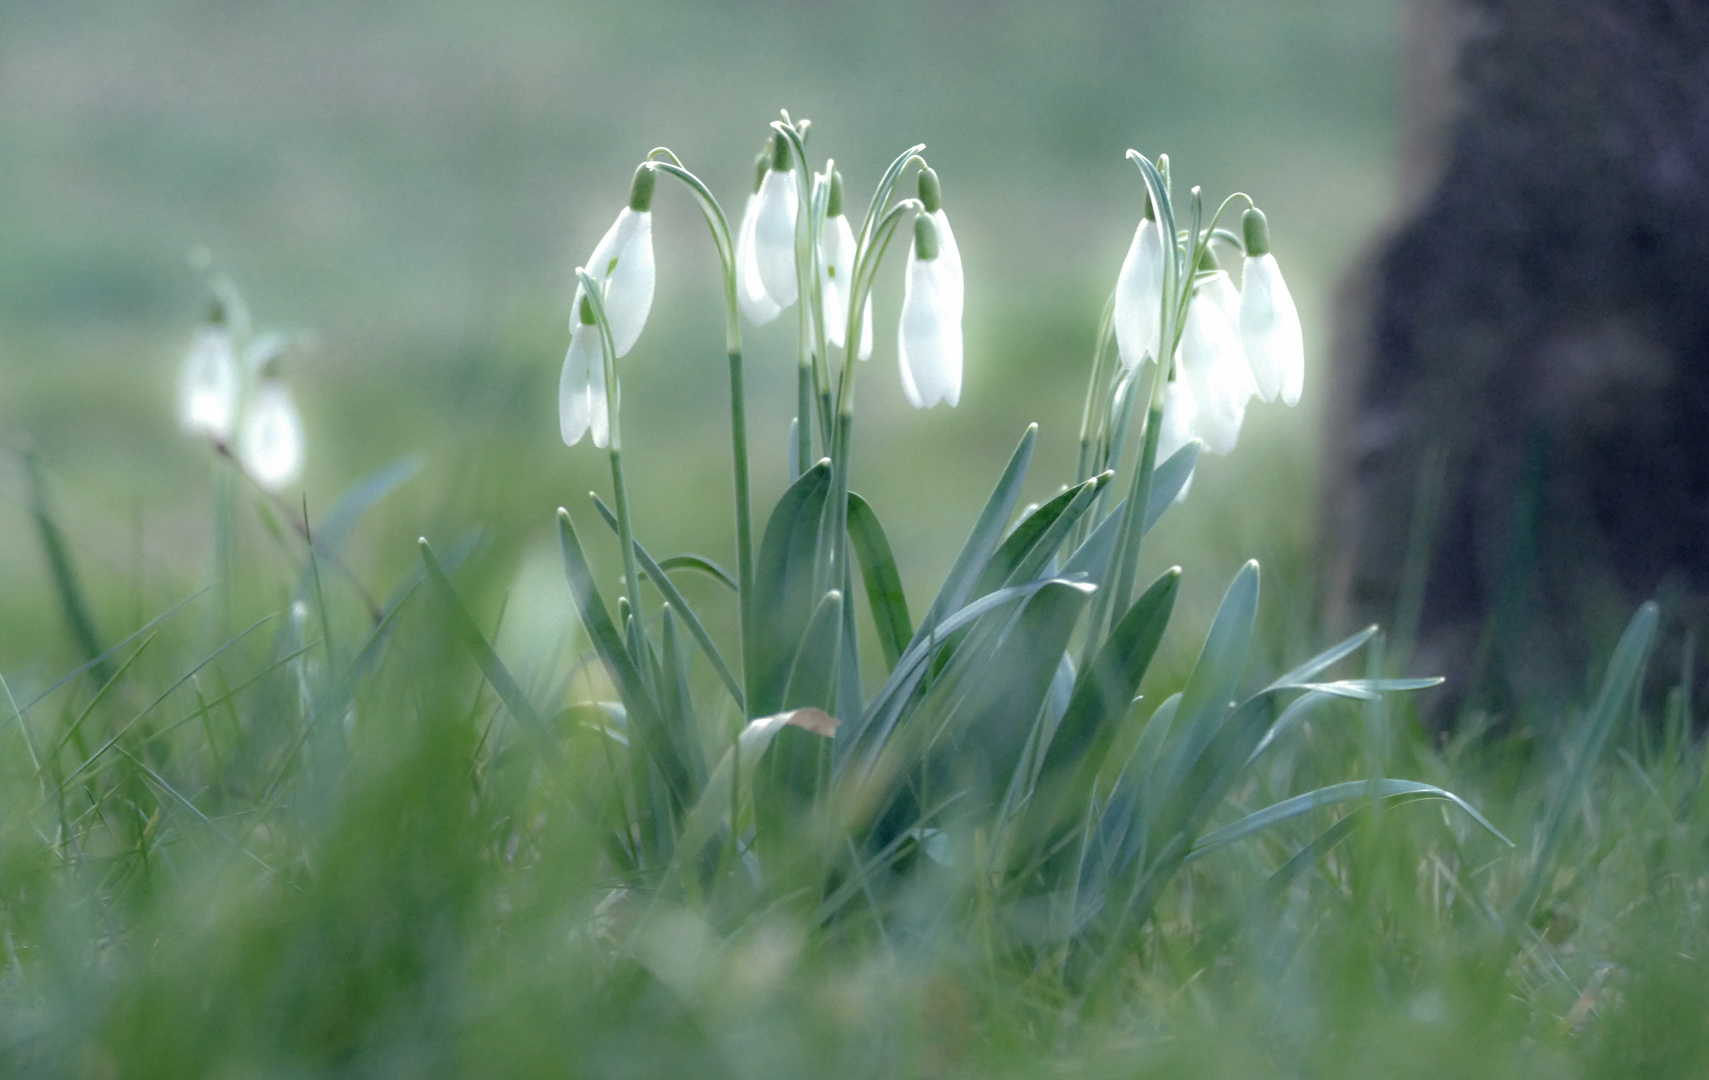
[858,295,874,361]
[897,250,962,409]
[1113,219,1164,372]
[736,194,783,325]
[239,379,305,490]
[752,170,799,308]
[603,210,654,358]
[1158,378,1200,503]
[559,327,609,448]
[820,214,856,348]
[1178,294,1252,456]
[1239,253,1305,406]
[177,326,240,440]
[931,210,963,315]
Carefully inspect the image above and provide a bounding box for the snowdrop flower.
[1176,255,1255,456]
[1156,377,1200,502]
[238,359,304,490]
[819,170,873,359]
[572,165,656,358]
[736,149,783,325]
[750,134,799,310]
[177,305,240,441]
[897,213,962,409]
[1238,208,1304,406]
[916,167,962,323]
[1112,199,1164,372]
[559,297,610,448]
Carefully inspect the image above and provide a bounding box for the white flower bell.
[177,308,240,441]
[1156,376,1200,502]
[1238,208,1304,406]
[819,170,874,360]
[559,298,610,449]
[736,149,784,326]
[750,134,799,310]
[238,363,305,490]
[916,168,963,326]
[897,213,963,409]
[1176,253,1255,456]
[1113,202,1164,372]
[572,165,656,358]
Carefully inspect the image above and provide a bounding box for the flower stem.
[728,347,755,715]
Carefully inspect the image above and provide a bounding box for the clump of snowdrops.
[422,111,1509,964]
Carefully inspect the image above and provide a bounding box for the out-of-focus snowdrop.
[238,347,305,491]
[559,298,610,449]
[1113,201,1164,373]
[1238,208,1304,406]
[177,304,240,442]
[1176,256,1255,457]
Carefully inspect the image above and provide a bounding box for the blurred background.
[0,0,1401,683]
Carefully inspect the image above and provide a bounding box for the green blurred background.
[0,0,1399,682]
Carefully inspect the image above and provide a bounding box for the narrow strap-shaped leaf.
[418,539,555,753]
[750,461,834,717]
[1031,568,1180,832]
[591,495,745,713]
[318,456,420,553]
[907,424,1036,651]
[1144,560,1260,818]
[1186,779,1513,862]
[1063,442,1199,587]
[847,492,912,671]
[658,554,738,592]
[783,591,844,713]
[555,511,690,808]
[1268,625,1378,690]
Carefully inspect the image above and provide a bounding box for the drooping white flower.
[917,167,963,325]
[559,310,610,449]
[735,150,783,326]
[571,166,656,358]
[1113,208,1165,372]
[1176,276,1255,456]
[751,136,799,309]
[897,214,962,409]
[238,374,304,490]
[1156,376,1200,502]
[177,317,240,441]
[1238,208,1304,406]
[816,171,877,361]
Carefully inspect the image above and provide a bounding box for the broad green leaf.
[847,492,912,671]
[658,554,738,592]
[907,424,1036,650]
[556,511,690,809]
[1144,560,1260,820]
[1186,778,1513,862]
[783,590,844,713]
[592,495,745,714]
[1030,568,1179,835]
[749,461,833,717]
[317,456,420,553]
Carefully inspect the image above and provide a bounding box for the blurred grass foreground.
[3,2,1709,1076]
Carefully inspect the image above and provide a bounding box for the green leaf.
[417,539,552,754]
[592,495,745,714]
[555,512,691,810]
[658,554,738,592]
[1268,625,1377,689]
[1144,560,1260,820]
[783,590,844,713]
[1062,442,1198,587]
[1186,778,1513,861]
[317,456,420,553]
[846,493,912,671]
[1030,568,1179,832]
[908,424,1036,649]
[1515,600,1658,923]
[973,475,1103,599]
[749,461,834,718]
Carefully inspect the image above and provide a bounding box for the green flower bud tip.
[918,166,942,213]
[1242,207,1270,256]
[752,150,769,194]
[207,297,227,326]
[628,164,656,212]
[579,294,597,326]
[914,214,940,260]
[771,131,793,172]
[258,354,283,379]
[827,170,845,218]
[1143,192,1155,222]
[1196,246,1220,273]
